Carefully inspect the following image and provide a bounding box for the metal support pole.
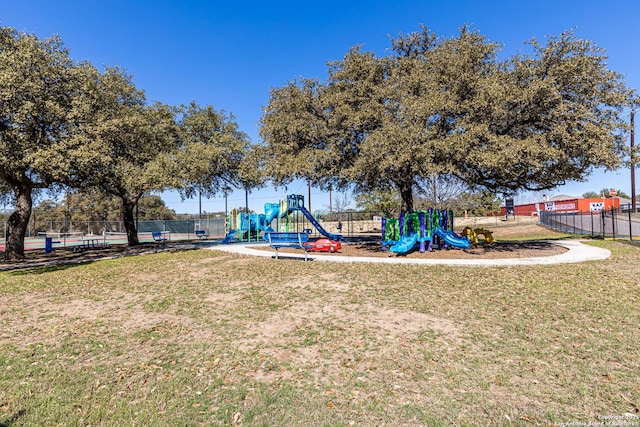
[224,189,228,218]
[612,207,616,240]
[245,188,249,243]
[631,111,636,214]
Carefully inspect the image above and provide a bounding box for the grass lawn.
[1,230,639,426]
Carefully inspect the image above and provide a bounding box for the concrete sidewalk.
[208,239,611,267]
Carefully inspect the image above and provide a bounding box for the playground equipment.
[224,201,283,243]
[224,194,343,243]
[285,194,342,241]
[381,208,470,254]
[461,227,495,244]
[305,238,341,253]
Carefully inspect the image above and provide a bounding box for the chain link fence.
[540,204,640,240]
[2,207,556,251]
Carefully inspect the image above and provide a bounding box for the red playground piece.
[305,238,341,253]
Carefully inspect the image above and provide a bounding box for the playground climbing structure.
[223,194,342,243]
[381,208,470,254]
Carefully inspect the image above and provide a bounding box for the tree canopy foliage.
[260,25,636,212]
[72,67,182,245]
[172,103,252,198]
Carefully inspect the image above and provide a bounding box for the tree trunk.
[5,183,33,260]
[121,197,140,246]
[398,181,414,213]
[432,177,439,210]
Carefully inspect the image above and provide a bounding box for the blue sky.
[4,0,639,213]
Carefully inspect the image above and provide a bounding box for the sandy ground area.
[249,223,567,259]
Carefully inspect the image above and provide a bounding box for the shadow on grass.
[619,240,640,248]
[271,255,314,262]
[1,242,207,274]
[0,409,27,427]
[6,262,87,275]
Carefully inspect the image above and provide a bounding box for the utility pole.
[245,188,249,242]
[631,111,636,213]
[224,188,228,218]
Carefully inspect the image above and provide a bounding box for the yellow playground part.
[462,227,495,244]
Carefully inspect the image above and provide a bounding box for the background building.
[498,195,621,217]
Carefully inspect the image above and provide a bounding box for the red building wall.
[498,197,620,216]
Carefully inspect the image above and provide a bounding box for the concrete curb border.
[209,239,611,267]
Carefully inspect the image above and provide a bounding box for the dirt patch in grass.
[1,240,639,425]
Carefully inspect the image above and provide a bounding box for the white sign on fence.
[590,202,604,212]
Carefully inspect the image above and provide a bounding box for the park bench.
[265,231,311,261]
[194,229,208,239]
[152,231,169,243]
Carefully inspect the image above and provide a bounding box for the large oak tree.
[72,66,180,246]
[77,77,252,246]
[260,26,636,212]
[2,26,251,254]
[0,27,95,259]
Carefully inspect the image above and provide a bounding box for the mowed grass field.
[1,226,639,426]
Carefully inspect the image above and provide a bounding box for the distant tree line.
[25,194,178,232]
[582,189,632,199]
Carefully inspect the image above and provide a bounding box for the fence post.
[348,212,353,237]
[630,209,633,241]
[612,207,616,240]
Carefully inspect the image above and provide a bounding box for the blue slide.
[388,233,419,254]
[264,203,281,224]
[259,203,281,238]
[297,206,343,241]
[257,214,275,234]
[222,229,238,243]
[433,227,470,249]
